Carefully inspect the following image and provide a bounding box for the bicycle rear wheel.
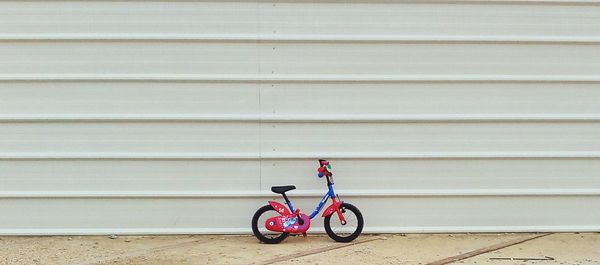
[251,205,289,244]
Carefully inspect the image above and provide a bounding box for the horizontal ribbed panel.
[0,122,258,153]
[1,42,599,75]
[1,158,599,193]
[0,196,598,235]
[2,1,600,36]
[0,0,599,234]
[262,122,600,153]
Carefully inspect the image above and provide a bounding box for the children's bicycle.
[251,159,364,243]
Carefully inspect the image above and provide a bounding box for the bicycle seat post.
[281,192,291,206]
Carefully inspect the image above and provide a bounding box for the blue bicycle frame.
[284,184,336,219]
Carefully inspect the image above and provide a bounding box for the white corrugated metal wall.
[0,0,599,234]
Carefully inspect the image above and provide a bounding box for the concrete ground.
[1,233,598,265]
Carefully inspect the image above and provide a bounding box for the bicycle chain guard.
[265,213,311,233]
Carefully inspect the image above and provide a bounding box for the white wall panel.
[262,122,600,153]
[0,196,598,235]
[5,42,598,76]
[2,1,599,37]
[261,159,600,192]
[0,42,260,75]
[261,83,600,116]
[260,43,600,76]
[258,1,600,38]
[0,82,259,115]
[0,1,259,35]
[0,122,258,153]
[0,0,599,234]
[0,160,260,192]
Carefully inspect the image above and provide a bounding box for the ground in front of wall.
[0,233,598,265]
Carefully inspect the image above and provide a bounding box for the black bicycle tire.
[251,205,290,244]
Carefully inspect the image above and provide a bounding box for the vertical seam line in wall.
[257,0,262,192]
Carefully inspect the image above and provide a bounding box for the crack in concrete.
[426,233,553,265]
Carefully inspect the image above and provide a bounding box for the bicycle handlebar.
[317,159,332,178]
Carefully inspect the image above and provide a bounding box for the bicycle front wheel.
[324,202,364,243]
